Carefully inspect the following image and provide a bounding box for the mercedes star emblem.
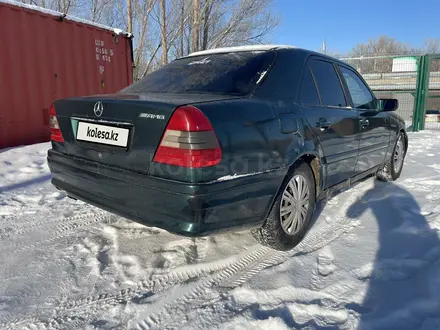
[93,101,104,117]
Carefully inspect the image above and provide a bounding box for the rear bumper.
[47,150,286,236]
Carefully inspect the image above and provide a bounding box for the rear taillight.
[49,103,64,142]
[153,105,222,168]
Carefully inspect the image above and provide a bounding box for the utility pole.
[127,0,132,34]
[322,39,327,55]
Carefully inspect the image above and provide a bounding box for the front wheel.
[377,132,406,181]
[252,162,316,251]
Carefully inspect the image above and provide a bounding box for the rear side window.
[298,67,320,106]
[339,66,376,109]
[309,60,346,108]
[119,51,274,96]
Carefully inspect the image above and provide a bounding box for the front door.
[298,58,360,189]
[337,65,390,173]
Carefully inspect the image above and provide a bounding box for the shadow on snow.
[0,174,52,193]
[346,179,440,330]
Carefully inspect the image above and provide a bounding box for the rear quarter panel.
[149,99,286,183]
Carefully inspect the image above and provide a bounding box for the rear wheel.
[377,132,406,181]
[252,162,316,251]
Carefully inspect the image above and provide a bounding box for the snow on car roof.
[185,45,296,58]
[0,0,132,37]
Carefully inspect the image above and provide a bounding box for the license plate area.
[76,121,131,148]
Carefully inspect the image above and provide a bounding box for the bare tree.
[349,36,413,74]
[179,0,185,56]
[133,0,157,72]
[160,0,168,65]
[87,0,113,22]
[127,0,133,33]
[207,0,279,49]
[187,13,192,55]
[201,0,213,50]
[25,0,86,15]
[192,0,200,52]
[55,0,72,13]
[422,38,440,72]
[423,38,440,54]
[350,36,410,57]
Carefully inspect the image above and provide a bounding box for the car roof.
[180,44,346,65]
[182,45,296,58]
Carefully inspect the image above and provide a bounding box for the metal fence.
[424,57,440,130]
[340,54,440,132]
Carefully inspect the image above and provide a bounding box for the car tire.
[252,162,316,251]
[377,132,406,182]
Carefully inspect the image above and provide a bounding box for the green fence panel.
[423,55,440,131]
[413,55,430,131]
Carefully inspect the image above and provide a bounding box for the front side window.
[119,51,275,96]
[339,66,376,109]
[309,60,346,108]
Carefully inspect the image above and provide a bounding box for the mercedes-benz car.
[47,45,407,251]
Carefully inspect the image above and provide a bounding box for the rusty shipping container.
[0,0,133,149]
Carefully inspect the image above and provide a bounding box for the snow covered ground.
[1,132,440,330]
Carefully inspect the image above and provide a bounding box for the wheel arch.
[291,152,323,199]
[400,128,408,152]
[274,151,324,203]
[254,153,323,249]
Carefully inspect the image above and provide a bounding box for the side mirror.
[377,98,398,112]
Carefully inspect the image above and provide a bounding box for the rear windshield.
[119,51,274,96]
[426,110,440,115]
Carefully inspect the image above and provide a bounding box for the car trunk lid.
[53,93,239,174]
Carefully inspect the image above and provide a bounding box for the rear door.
[299,58,360,189]
[337,65,390,174]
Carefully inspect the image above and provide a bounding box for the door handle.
[360,118,370,128]
[316,118,331,131]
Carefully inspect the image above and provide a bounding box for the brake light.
[49,103,64,142]
[153,105,222,168]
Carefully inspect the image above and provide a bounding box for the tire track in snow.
[0,213,115,284]
[136,246,271,330]
[59,247,268,309]
[138,180,370,329]
[0,211,109,241]
[0,246,269,329]
[218,250,282,289]
[5,213,114,254]
[1,179,372,329]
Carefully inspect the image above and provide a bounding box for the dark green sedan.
[47,45,407,251]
